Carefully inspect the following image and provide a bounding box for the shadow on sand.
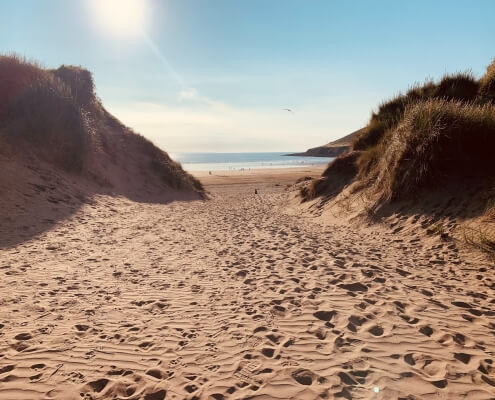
[0,157,203,249]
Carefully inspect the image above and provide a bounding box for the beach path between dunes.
[0,176,494,400]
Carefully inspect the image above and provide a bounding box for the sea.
[170,152,334,172]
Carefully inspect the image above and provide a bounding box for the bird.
[283,108,294,113]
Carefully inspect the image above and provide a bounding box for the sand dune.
[0,169,494,399]
[0,56,203,249]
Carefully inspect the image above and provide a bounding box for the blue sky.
[1,0,495,152]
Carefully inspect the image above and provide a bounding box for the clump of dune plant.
[374,99,495,200]
[0,53,204,195]
[352,72,479,152]
[0,54,45,109]
[479,58,495,102]
[462,224,495,259]
[300,151,359,201]
[52,65,96,106]
[0,55,87,171]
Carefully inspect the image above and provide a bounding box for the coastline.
[189,165,326,186]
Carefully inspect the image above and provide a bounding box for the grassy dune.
[301,59,495,255]
[0,54,203,194]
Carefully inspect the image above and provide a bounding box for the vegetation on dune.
[300,151,359,201]
[302,59,495,256]
[304,59,495,215]
[352,72,479,151]
[0,54,203,194]
[479,58,495,102]
[374,99,495,201]
[52,65,96,106]
[353,65,495,203]
[104,112,204,192]
[0,56,88,171]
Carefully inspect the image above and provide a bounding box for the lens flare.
[88,0,149,38]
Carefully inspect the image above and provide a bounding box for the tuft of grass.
[295,176,313,184]
[0,54,205,195]
[371,99,495,201]
[352,72,480,152]
[52,65,95,106]
[479,58,495,102]
[435,72,479,102]
[352,93,409,151]
[0,56,87,171]
[462,225,495,258]
[0,54,45,110]
[426,223,445,236]
[300,151,359,201]
[355,142,383,178]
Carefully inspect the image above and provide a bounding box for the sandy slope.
[0,168,494,400]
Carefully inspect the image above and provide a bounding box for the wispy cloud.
[178,88,201,101]
[107,88,367,152]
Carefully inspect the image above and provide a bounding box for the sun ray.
[141,33,185,87]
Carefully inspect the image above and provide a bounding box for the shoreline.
[189,165,326,186]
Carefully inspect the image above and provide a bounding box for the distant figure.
[254,189,258,195]
[209,171,212,175]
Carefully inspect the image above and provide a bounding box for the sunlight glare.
[88,0,149,38]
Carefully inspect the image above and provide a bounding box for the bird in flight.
[283,108,294,113]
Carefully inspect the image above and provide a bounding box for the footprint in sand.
[291,368,316,385]
[368,325,384,336]
[313,310,337,321]
[144,389,167,400]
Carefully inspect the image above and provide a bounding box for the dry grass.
[479,58,495,102]
[52,65,95,106]
[101,111,204,193]
[0,54,45,110]
[0,55,87,171]
[462,225,495,259]
[300,151,359,201]
[0,54,204,194]
[372,99,495,201]
[301,60,495,259]
[352,72,479,152]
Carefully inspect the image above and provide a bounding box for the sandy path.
[0,179,494,399]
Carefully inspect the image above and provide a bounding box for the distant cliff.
[286,128,364,157]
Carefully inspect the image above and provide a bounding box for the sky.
[1,0,495,152]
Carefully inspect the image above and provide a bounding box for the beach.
[0,166,494,400]
[192,165,326,186]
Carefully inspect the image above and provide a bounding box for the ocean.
[170,152,334,172]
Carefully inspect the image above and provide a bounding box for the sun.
[88,0,149,38]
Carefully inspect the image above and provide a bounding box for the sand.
[1,166,494,400]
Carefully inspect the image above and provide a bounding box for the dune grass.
[102,110,204,193]
[300,151,359,201]
[348,65,495,203]
[304,61,495,235]
[52,65,96,106]
[479,58,495,102]
[0,54,204,194]
[352,72,479,151]
[0,55,87,171]
[373,99,495,201]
